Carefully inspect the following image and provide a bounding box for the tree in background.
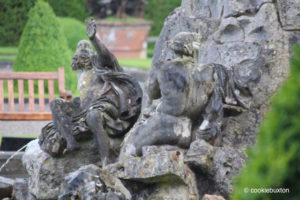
[47,0,89,21]
[58,17,88,52]
[144,0,181,36]
[0,0,89,46]
[0,0,36,46]
[87,0,147,19]
[231,46,300,200]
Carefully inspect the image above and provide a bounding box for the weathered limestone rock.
[11,178,36,200]
[144,0,300,197]
[23,140,100,199]
[185,140,215,176]
[59,164,130,200]
[107,150,199,199]
[277,0,300,30]
[0,176,14,199]
[202,194,225,200]
[23,1,300,199]
[185,140,245,196]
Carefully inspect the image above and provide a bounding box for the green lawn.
[119,58,152,69]
[0,46,18,54]
[0,55,16,62]
[104,16,140,23]
[0,47,17,62]
[0,46,152,69]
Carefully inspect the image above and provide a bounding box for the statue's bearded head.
[71,40,94,71]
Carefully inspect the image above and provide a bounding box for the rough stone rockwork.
[23,140,100,199]
[22,1,300,200]
[128,0,299,198]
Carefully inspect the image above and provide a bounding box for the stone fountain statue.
[20,1,300,199]
[39,19,142,165]
[120,31,253,159]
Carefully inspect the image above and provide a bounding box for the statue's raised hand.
[85,19,96,39]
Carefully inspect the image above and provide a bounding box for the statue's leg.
[86,109,111,165]
[50,99,80,152]
[120,113,192,159]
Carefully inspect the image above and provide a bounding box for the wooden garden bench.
[0,68,72,120]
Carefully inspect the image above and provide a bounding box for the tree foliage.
[47,0,89,21]
[144,0,181,36]
[0,0,36,46]
[231,46,300,200]
[0,0,88,46]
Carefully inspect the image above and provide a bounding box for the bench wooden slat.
[0,112,52,120]
[0,72,58,80]
[18,80,25,111]
[8,80,14,112]
[0,80,4,111]
[0,68,71,120]
[58,68,65,95]
[28,79,35,112]
[38,80,45,111]
[48,80,55,102]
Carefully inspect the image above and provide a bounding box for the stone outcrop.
[141,0,300,197]
[22,0,300,199]
[0,176,14,199]
[23,140,100,199]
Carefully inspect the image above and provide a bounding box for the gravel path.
[0,121,49,137]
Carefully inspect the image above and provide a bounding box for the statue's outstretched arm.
[86,19,123,72]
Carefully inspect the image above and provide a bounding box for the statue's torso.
[157,61,215,119]
[77,69,106,109]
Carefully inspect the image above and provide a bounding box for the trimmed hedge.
[232,46,300,200]
[144,0,181,36]
[0,0,36,46]
[58,17,88,52]
[14,1,78,93]
[14,0,71,72]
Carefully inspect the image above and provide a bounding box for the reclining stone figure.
[120,32,253,159]
[39,20,142,165]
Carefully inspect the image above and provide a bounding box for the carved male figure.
[120,32,250,159]
[39,20,142,165]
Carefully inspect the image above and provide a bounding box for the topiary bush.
[231,46,300,200]
[0,0,36,46]
[144,0,181,36]
[14,0,77,93]
[58,17,88,52]
[14,0,71,72]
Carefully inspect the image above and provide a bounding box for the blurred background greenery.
[0,0,181,94]
[231,46,300,200]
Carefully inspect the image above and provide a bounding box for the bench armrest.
[59,90,73,101]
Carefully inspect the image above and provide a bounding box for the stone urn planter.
[95,19,151,58]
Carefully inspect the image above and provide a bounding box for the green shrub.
[47,0,89,21]
[58,17,88,52]
[14,0,71,72]
[14,1,77,93]
[144,0,181,36]
[231,46,300,200]
[0,0,36,46]
[0,0,89,46]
